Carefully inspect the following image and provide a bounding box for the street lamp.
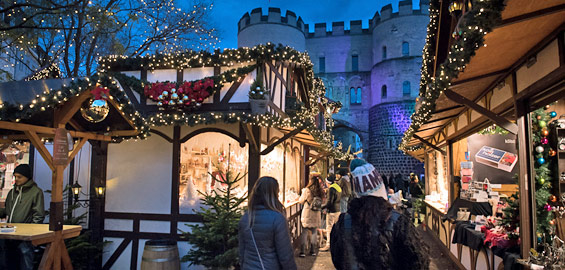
[71,181,82,201]
[95,186,106,198]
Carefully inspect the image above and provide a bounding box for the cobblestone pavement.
[296,225,460,270]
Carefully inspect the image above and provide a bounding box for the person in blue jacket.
[238,176,297,270]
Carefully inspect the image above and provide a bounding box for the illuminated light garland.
[399,0,505,152]
[24,63,62,81]
[0,44,351,160]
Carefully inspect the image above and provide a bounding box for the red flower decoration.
[91,87,110,100]
[144,78,215,109]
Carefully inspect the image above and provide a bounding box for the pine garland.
[531,108,555,242]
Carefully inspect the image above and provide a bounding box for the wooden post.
[88,141,108,270]
[303,145,310,187]
[247,126,261,190]
[515,99,535,258]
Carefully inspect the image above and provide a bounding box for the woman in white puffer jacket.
[297,175,323,257]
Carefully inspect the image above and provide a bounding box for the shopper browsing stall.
[0,164,45,270]
[297,175,324,257]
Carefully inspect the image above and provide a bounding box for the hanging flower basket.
[249,98,269,114]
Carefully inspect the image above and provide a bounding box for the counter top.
[424,200,448,214]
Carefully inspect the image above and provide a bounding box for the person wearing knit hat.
[329,159,429,270]
[349,158,387,199]
[0,164,45,270]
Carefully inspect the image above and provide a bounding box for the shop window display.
[260,144,302,206]
[425,148,449,211]
[179,133,248,214]
[0,142,30,203]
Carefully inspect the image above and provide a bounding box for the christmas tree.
[531,107,556,243]
[181,145,247,269]
[500,192,520,239]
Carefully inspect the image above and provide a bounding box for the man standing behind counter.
[0,164,45,270]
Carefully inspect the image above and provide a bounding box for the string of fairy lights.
[399,0,505,152]
[0,44,351,160]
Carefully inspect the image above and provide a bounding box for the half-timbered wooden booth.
[94,44,345,269]
[399,0,564,269]
[0,76,146,270]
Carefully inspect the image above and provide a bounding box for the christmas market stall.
[0,76,147,270]
[95,44,345,269]
[400,0,564,269]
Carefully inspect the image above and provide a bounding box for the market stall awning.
[0,77,148,141]
[401,0,565,158]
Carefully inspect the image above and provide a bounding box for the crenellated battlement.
[238,7,306,34]
[303,0,429,38]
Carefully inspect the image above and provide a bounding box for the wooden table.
[0,223,82,269]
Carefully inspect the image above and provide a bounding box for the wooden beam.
[266,61,288,90]
[267,100,288,118]
[220,75,246,104]
[499,3,565,28]
[24,131,54,171]
[444,89,518,134]
[260,127,304,155]
[66,138,87,167]
[106,97,136,129]
[413,134,446,155]
[242,124,259,153]
[0,121,112,141]
[305,153,329,166]
[108,130,140,138]
[54,90,92,127]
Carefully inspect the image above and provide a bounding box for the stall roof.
[0,77,147,141]
[401,0,565,158]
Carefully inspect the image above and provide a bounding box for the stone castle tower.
[237,0,428,176]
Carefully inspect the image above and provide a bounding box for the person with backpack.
[297,175,324,257]
[320,173,341,251]
[330,159,429,269]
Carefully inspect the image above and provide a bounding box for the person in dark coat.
[330,196,429,270]
[387,173,396,192]
[238,177,297,270]
[395,173,406,195]
[409,173,424,198]
[0,164,45,270]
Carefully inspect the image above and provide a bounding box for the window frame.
[402,81,411,97]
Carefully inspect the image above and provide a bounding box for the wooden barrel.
[140,239,180,270]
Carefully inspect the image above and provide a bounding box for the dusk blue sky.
[209,0,423,49]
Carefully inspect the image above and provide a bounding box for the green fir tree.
[181,157,247,269]
[500,192,520,239]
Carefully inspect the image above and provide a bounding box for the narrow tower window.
[403,81,411,97]
[352,55,359,72]
[381,85,387,98]
[402,42,409,56]
[319,57,325,73]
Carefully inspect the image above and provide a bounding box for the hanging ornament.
[536,146,545,153]
[538,177,545,184]
[537,157,545,164]
[171,93,179,100]
[550,219,555,225]
[541,128,549,137]
[550,111,557,118]
[169,100,176,106]
[541,137,548,144]
[550,194,557,203]
[162,91,169,97]
[545,204,552,211]
[545,105,551,110]
[549,149,557,157]
[80,98,109,123]
[171,88,176,94]
[536,115,542,120]
[539,121,547,128]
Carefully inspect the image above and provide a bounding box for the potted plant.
[248,78,269,114]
